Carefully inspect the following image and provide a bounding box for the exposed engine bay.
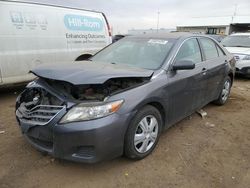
[44,77,150,102]
[16,76,150,121]
[16,76,149,125]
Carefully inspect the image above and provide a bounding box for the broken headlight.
[60,100,124,123]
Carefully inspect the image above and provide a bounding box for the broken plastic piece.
[196,109,207,118]
[205,122,215,128]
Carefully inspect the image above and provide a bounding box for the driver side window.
[175,38,202,64]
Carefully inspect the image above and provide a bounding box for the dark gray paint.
[31,61,153,84]
[16,33,235,163]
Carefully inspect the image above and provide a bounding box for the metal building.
[177,16,250,35]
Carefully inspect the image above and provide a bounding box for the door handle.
[201,68,207,75]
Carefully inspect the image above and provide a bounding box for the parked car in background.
[0,0,112,87]
[221,33,250,77]
[16,33,235,163]
[207,34,225,42]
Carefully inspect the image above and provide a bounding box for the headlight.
[243,55,250,60]
[60,100,124,124]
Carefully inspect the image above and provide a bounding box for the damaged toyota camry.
[16,33,235,163]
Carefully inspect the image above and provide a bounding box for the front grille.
[16,104,64,125]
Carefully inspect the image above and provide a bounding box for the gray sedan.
[16,33,235,163]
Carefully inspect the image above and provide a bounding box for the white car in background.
[221,33,250,77]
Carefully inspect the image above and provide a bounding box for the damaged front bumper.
[20,113,131,163]
[15,80,132,163]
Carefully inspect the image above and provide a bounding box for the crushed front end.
[15,77,146,163]
[16,79,67,154]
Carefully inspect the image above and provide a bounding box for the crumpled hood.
[31,61,154,85]
[225,47,250,55]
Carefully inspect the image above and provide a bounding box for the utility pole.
[231,4,238,23]
[157,10,160,33]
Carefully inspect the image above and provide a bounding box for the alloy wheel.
[134,115,159,153]
[221,80,231,102]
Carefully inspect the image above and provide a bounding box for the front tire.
[124,105,163,160]
[214,76,232,105]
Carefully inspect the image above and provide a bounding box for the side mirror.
[172,60,195,71]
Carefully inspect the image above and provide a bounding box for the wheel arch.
[123,98,167,158]
[75,54,93,61]
[132,98,167,129]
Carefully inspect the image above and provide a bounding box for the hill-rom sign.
[64,14,104,31]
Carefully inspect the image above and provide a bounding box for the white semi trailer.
[0,0,112,86]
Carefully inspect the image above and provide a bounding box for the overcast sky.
[22,0,250,34]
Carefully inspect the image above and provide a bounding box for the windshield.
[221,35,250,48]
[91,37,175,70]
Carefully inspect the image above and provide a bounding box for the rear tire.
[214,76,232,105]
[124,105,162,160]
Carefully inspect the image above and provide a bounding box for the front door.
[165,38,207,126]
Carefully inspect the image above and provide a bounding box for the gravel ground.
[0,78,250,188]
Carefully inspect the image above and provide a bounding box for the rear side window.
[175,38,202,64]
[200,38,218,60]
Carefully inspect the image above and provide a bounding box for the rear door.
[198,37,227,103]
[166,38,207,125]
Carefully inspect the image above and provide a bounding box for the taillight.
[102,13,112,37]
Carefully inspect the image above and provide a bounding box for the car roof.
[127,32,198,39]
